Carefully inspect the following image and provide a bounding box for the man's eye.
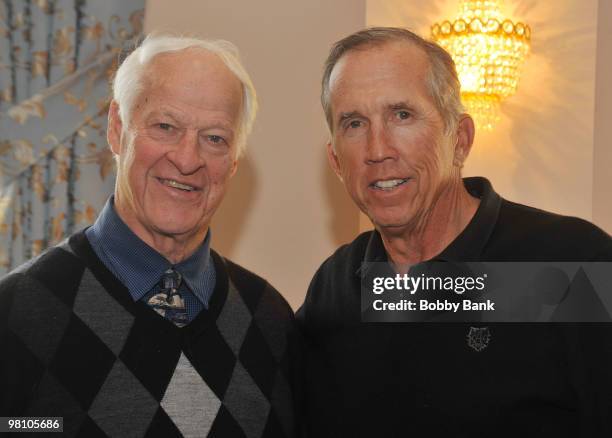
[157,123,173,131]
[348,120,362,129]
[396,110,410,120]
[208,135,226,144]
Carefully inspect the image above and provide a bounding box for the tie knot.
[161,268,182,292]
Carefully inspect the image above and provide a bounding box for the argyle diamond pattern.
[1,236,297,437]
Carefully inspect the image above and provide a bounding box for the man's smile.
[156,177,200,192]
[369,178,410,191]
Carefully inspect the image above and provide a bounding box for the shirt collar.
[88,197,214,303]
[358,176,501,275]
[436,176,501,260]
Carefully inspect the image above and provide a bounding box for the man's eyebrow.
[160,111,184,122]
[388,101,414,111]
[338,111,362,125]
[148,111,233,131]
[146,110,182,123]
[204,122,234,132]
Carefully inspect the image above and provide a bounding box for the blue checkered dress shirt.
[85,197,216,323]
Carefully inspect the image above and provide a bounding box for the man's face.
[327,41,458,231]
[108,48,243,246]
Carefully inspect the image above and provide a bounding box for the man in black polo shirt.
[296,27,612,437]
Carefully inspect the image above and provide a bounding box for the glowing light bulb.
[432,0,530,130]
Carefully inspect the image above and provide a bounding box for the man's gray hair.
[111,34,257,210]
[321,27,464,135]
[112,34,258,157]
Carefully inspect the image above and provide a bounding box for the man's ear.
[229,158,238,178]
[326,141,343,182]
[107,100,123,156]
[453,114,475,167]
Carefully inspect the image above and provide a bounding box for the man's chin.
[149,219,207,240]
[370,216,421,236]
[375,221,410,231]
[367,211,413,230]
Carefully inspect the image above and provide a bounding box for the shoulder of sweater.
[0,238,87,324]
[213,250,294,319]
[0,238,85,291]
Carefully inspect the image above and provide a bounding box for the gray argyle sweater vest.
[0,230,298,438]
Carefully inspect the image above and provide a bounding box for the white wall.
[145,0,363,309]
[367,0,611,233]
[593,0,612,232]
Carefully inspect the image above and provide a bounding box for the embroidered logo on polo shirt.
[466,326,491,352]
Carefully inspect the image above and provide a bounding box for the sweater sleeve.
[0,273,42,415]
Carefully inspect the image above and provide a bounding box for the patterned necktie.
[147,268,188,327]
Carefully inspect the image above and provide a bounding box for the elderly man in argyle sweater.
[0,35,299,438]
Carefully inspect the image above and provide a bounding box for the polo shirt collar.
[89,197,214,303]
[436,176,501,260]
[359,176,501,275]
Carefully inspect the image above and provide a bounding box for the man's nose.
[167,130,204,174]
[365,123,397,164]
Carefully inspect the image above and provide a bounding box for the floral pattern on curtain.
[0,0,144,274]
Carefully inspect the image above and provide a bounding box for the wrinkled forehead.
[127,48,244,126]
[329,41,431,95]
[142,48,240,91]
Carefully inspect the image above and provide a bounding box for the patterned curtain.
[0,0,144,274]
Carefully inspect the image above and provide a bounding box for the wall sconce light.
[432,0,531,130]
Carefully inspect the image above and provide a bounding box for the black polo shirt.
[297,177,612,438]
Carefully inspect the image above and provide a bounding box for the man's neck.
[144,233,205,265]
[114,201,206,265]
[378,179,480,267]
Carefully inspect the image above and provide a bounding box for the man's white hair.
[112,34,258,157]
[110,34,257,209]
